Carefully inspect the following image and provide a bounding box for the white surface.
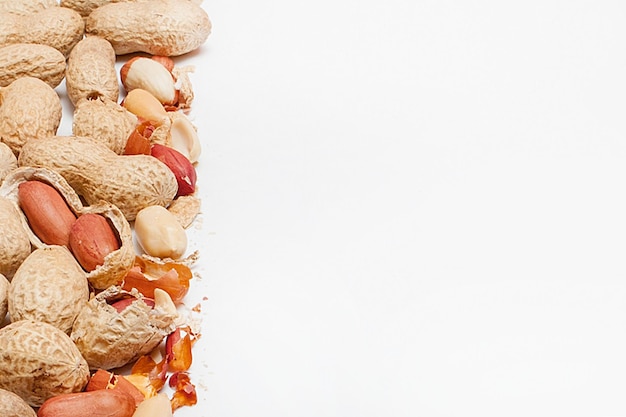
[60,1,626,416]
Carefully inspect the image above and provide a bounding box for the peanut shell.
[18,136,178,220]
[0,319,90,407]
[0,43,66,88]
[0,167,135,289]
[0,197,32,280]
[0,0,57,15]
[0,387,36,417]
[0,77,62,156]
[0,274,7,324]
[9,246,88,333]
[86,0,211,56]
[70,286,178,370]
[0,141,17,184]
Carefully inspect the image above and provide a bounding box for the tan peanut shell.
[0,197,31,280]
[73,97,138,154]
[0,76,62,156]
[0,167,135,289]
[0,141,17,183]
[86,0,211,56]
[0,274,7,324]
[71,286,178,370]
[0,7,85,57]
[9,246,89,333]
[18,136,178,220]
[66,36,119,106]
[0,387,36,417]
[0,319,90,407]
[0,43,66,88]
[0,0,57,15]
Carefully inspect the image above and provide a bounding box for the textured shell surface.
[18,135,178,220]
[0,320,89,407]
[72,97,137,154]
[0,43,66,88]
[19,7,85,57]
[0,274,7,323]
[0,197,32,280]
[0,387,37,417]
[0,76,62,156]
[71,287,177,369]
[86,0,212,56]
[9,246,89,333]
[0,0,57,15]
[66,36,119,106]
[0,141,17,183]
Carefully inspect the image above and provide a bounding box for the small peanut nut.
[69,213,121,272]
[135,205,187,259]
[151,144,197,197]
[131,392,172,417]
[37,389,136,417]
[18,180,77,247]
[121,57,177,105]
[122,88,169,127]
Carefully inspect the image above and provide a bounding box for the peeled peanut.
[37,389,135,417]
[0,387,36,417]
[0,320,90,407]
[9,246,88,333]
[132,393,172,417]
[135,205,187,259]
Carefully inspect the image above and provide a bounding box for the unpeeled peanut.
[18,180,77,247]
[0,197,32,280]
[69,213,121,272]
[37,389,136,417]
[0,43,66,88]
[135,205,188,259]
[0,273,7,322]
[0,387,36,417]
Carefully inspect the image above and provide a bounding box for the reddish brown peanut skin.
[69,213,120,271]
[18,180,77,246]
[151,144,197,197]
[37,389,135,417]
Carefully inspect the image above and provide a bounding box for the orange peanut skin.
[69,213,120,271]
[18,180,77,246]
[36,389,135,417]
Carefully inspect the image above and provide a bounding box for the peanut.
[18,135,178,221]
[69,213,121,272]
[0,142,17,187]
[0,387,37,417]
[131,393,172,417]
[122,88,170,127]
[121,57,177,105]
[66,36,119,107]
[73,97,138,154]
[151,144,197,197]
[0,43,66,88]
[0,7,84,57]
[135,205,188,259]
[0,273,7,323]
[0,197,32,280]
[71,287,177,370]
[0,76,62,155]
[8,246,88,333]
[0,320,90,407]
[37,389,136,417]
[18,180,77,247]
[86,0,211,56]
[0,0,57,15]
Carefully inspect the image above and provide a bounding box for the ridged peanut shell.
[0,141,17,184]
[70,286,178,370]
[66,36,119,106]
[0,167,136,289]
[17,136,178,220]
[86,0,211,56]
[73,97,138,154]
[0,0,57,15]
[0,320,90,407]
[0,43,66,88]
[0,388,36,417]
[0,7,85,57]
[0,197,31,280]
[0,77,62,156]
[0,274,7,323]
[9,246,88,333]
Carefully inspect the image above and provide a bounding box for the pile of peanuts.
[0,0,211,415]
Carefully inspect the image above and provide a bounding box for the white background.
[59,1,626,416]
